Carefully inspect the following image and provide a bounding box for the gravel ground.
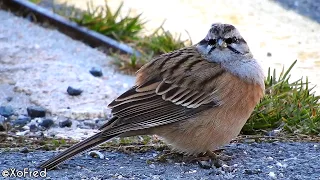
[0,9,134,120]
[1,142,320,179]
[0,9,135,139]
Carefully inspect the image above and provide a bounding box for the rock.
[89,67,103,77]
[20,147,29,153]
[12,115,31,127]
[67,86,83,96]
[25,13,36,22]
[0,116,7,131]
[0,106,14,117]
[27,106,46,118]
[198,160,213,169]
[59,119,72,128]
[6,97,13,102]
[221,164,234,173]
[88,150,105,159]
[82,120,96,129]
[244,169,262,175]
[29,124,38,132]
[267,52,272,57]
[39,119,54,129]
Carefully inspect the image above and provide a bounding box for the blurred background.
[40,0,320,89]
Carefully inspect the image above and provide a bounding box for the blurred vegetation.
[52,0,190,72]
[26,0,320,138]
[54,1,145,42]
[28,0,42,4]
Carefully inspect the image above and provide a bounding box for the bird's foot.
[196,150,232,169]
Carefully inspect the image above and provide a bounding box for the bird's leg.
[205,149,232,161]
[196,149,232,168]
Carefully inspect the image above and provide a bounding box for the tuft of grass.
[137,25,191,55]
[51,0,190,72]
[54,0,145,42]
[242,60,320,135]
[112,25,191,72]
[29,0,42,4]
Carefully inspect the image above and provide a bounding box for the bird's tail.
[39,132,116,170]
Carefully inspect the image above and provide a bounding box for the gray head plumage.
[196,23,253,63]
[196,23,264,87]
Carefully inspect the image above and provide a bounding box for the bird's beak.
[217,39,227,49]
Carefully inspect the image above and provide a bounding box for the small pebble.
[20,147,29,153]
[6,97,13,102]
[89,67,103,77]
[198,160,213,169]
[27,106,46,118]
[221,164,234,173]
[59,119,72,128]
[12,115,31,127]
[0,116,7,131]
[82,120,96,129]
[268,172,277,179]
[29,124,38,132]
[267,52,272,57]
[0,106,14,117]
[25,13,36,22]
[244,169,262,175]
[39,119,54,129]
[67,86,83,96]
[88,150,105,159]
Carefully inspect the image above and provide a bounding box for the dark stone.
[83,120,96,129]
[39,119,54,129]
[89,67,103,77]
[29,124,38,132]
[27,106,46,118]
[0,116,7,131]
[88,150,105,159]
[267,52,272,57]
[244,169,262,175]
[12,115,31,127]
[25,13,36,22]
[198,160,213,169]
[6,97,13,102]
[20,147,29,153]
[59,119,72,128]
[67,86,83,96]
[0,106,14,117]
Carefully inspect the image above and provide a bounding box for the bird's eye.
[225,37,238,44]
[208,39,216,46]
[225,37,239,44]
[225,38,233,44]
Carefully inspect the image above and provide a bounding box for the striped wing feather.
[99,47,226,136]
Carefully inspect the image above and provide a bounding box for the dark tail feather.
[39,132,116,170]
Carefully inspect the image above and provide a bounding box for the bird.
[40,23,265,170]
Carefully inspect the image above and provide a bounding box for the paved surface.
[0,10,134,120]
[1,142,320,179]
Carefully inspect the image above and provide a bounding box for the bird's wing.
[99,47,227,136]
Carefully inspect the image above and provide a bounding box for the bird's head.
[196,23,253,63]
